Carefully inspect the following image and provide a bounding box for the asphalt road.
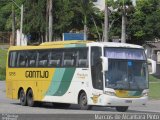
[0,81,160,115]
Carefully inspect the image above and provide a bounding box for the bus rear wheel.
[19,89,27,106]
[79,92,92,110]
[27,89,36,107]
[116,106,128,112]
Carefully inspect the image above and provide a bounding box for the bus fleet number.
[9,72,16,76]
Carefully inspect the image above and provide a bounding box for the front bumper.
[100,95,148,107]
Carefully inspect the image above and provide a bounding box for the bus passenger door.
[91,47,103,91]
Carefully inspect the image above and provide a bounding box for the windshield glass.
[104,48,148,90]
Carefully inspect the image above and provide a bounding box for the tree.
[108,0,134,43]
[23,0,46,43]
[0,1,12,31]
[129,0,160,44]
[75,0,96,40]
[52,0,74,39]
[0,0,24,44]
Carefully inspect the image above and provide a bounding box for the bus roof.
[8,40,143,50]
[40,40,92,46]
[87,42,143,49]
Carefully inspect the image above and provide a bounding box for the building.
[144,41,160,77]
[93,0,105,11]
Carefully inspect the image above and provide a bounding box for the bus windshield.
[104,48,148,90]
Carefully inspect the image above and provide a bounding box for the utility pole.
[104,0,109,42]
[45,0,49,42]
[84,16,87,41]
[48,0,53,42]
[12,5,15,46]
[121,0,126,43]
[11,0,23,46]
[20,5,23,45]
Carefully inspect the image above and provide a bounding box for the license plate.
[125,100,132,103]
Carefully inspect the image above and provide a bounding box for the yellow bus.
[6,40,156,112]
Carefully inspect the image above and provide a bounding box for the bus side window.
[49,50,62,67]
[38,50,49,67]
[78,48,88,67]
[63,49,77,67]
[17,51,27,67]
[9,51,17,67]
[27,51,37,67]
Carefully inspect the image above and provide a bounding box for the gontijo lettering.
[25,71,49,78]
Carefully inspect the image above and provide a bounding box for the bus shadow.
[11,102,159,113]
[11,102,116,112]
[11,103,159,114]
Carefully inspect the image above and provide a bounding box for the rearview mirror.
[100,57,108,72]
[147,59,156,74]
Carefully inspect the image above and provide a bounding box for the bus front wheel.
[79,92,92,110]
[116,106,128,112]
[27,89,36,107]
[19,89,27,106]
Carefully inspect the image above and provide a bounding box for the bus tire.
[116,106,128,112]
[19,89,27,106]
[79,92,91,110]
[26,89,36,107]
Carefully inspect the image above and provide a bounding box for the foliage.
[23,0,46,34]
[1,0,160,44]
[107,0,134,42]
[129,0,160,44]
[52,0,75,37]
[0,49,7,80]
[0,1,12,31]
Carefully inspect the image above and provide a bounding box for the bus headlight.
[104,91,116,96]
[142,92,148,97]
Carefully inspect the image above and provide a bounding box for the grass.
[149,75,160,82]
[149,83,160,100]
[149,75,160,99]
[0,49,7,80]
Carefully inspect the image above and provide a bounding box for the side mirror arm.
[100,57,108,72]
[147,59,156,74]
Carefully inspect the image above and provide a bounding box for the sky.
[94,0,136,11]
[132,0,136,6]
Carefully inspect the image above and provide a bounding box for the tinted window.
[8,48,89,68]
[78,48,88,67]
[91,47,101,66]
[63,50,77,67]
[91,47,103,90]
[38,51,49,67]
[17,51,27,67]
[27,51,37,67]
[9,52,17,67]
[48,50,62,67]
